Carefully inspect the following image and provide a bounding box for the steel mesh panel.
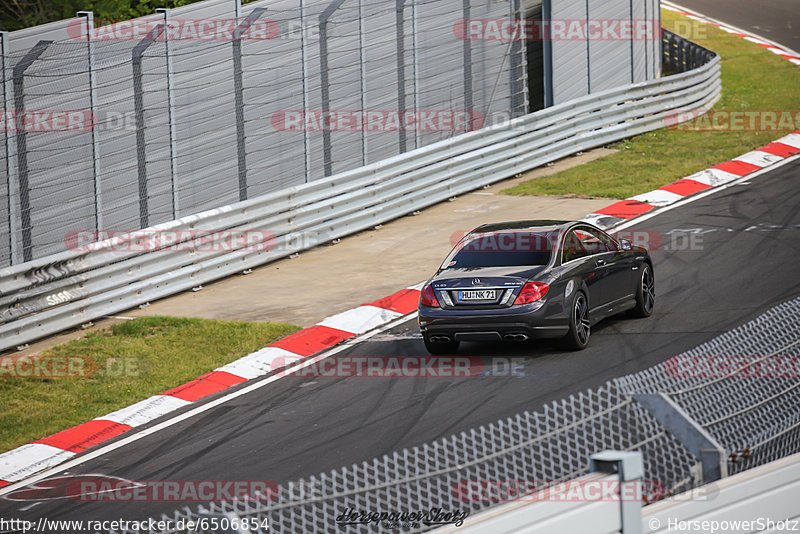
[727,420,800,476]
[91,37,149,230]
[138,385,695,533]
[617,297,800,474]
[2,0,522,265]
[5,41,96,261]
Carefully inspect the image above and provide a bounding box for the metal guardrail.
[0,30,720,352]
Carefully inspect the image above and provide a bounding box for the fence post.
[461,0,476,131]
[232,8,266,201]
[633,393,728,484]
[1,31,18,266]
[411,0,420,148]
[300,0,311,183]
[77,12,103,231]
[395,0,408,154]
[542,0,554,108]
[155,8,179,220]
[358,0,367,166]
[590,451,644,534]
[132,24,166,229]
[509,0,528,117]
[13,40,52,263]
[319,0,346,177]
[656,0,662,77]
[643,0,650,81]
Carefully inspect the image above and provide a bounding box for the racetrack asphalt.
[2,154,797,526]
[2,2,798,526]
[8,149,614,359]
[672,0,800,52]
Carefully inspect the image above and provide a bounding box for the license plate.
[458,290,497,301]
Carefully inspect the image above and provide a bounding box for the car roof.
[471,220,574,233]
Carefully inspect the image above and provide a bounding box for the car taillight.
[514,282,549,305]
[420,284,440,307]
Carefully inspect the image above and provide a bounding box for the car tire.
[561,291,590,351]
[628,263,655,318]
[423,336,460,355]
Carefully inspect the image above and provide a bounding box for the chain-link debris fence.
[1,0,528,266]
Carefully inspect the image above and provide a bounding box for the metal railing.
[663,28,717,75]
[0,30,720,352]
[1,0,529,266]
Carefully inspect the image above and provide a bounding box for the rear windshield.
[443,231,555,268]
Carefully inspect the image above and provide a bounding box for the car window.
[562,231,590,263]
[575,228,616,254]
[443,231,554,268]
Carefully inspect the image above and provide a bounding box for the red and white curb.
[0,284,423,488]
[3,6,799,490]
[581,132,800,229]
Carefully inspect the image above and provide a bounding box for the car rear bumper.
[418,301,570,341]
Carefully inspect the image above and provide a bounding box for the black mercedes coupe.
[418,220,654,353]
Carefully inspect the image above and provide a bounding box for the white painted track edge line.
[662,1,800,57]
[3,6,795,481]
[612,153,800,232]
[4,153,796,489]
[0,312,418,495]
[3,156,796,491]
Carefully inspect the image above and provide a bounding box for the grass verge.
[503,10,800,199]
[0,316,299,453]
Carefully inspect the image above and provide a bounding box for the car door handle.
[595,258,606,266]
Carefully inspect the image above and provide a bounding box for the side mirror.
[619,239,633,251]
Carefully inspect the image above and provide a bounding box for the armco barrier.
[0,30,720,352]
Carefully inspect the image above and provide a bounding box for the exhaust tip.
[504,333,529,342]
